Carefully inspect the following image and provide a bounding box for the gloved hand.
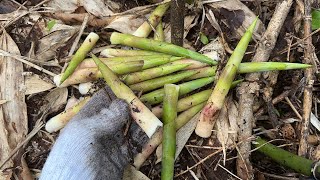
[40,86,130,180]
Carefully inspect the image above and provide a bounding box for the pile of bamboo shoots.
[45,2,312,179]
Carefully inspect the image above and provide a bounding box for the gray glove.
[40,87,130,180]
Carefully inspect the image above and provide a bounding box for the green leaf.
[200,32,209,45]
[312,9,320,30]
[47,20,56,31]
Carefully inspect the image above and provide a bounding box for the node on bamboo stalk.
[59,32,99,85]
[91,54,162,137]
[195,18,258,138]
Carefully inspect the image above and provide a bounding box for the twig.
[285,97,302,120]
[298,0,314,157]
[236,1,293,179]
[0,49,57,77]
[0,122,44,169]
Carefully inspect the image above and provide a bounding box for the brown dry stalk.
[170,0,185,46]
[236,1,293,179]
[298,0,314,157]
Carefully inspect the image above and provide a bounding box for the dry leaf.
[207,0,265,40]
[40,87,68,115]
[47,0,114,17]
[105,14,146,34]
[34,24,78,61]
[0,100,8,105]
[25,74,55,95]
[123,165,150,180]
[0,30,28,179]
[199,37,225,61]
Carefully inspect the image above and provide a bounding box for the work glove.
[40,86,131,180]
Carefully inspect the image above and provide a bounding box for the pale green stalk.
[154,20,165,41]
[54,61,144,87]
[161,84,179,180]
[60,32,99,84]
[91,54,162,137]
[238,62,312,73]
[77,55,181,69]
[133,2,170,37]
[196,18,258,138]
[101,48,165,57]
[140,77,214,105]
[122,63,190,85]
[129,71,197,92]
[110,32,216,65]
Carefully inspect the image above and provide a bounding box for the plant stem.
[253,137,318,176]
[45,97,91,132]
[140,77,214,105]
[154,20,165,41]
[110,32,216,65]
[133,1,170,38]
[78,55,182,70]
[196,17,258,138]
[122,63,190,85]
[161,84,179,180]
[91,54,162,137]
[152,89,211,118]
[101,48,165,57]
[129,70,197,92]
[60,32,99,84]
[238,62,312,73]
[54,60,144,87]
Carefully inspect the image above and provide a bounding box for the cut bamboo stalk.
[161,84,179,180]
[110,32,216,65]
[152,89,211,118]
[238,62,312,73]
[140,77,214,105]
[170,59,209,70]
[129,70,197,92]
[78,55,182,70]
[101,48,165,57]
[60,32,99,85]
[154,20,165,41]
[121,63,191,85]
[184,66,217,81]
[54,60,144,87]
[195,18,258,138]
[45,97,91,132]
[133,2,170,37]
[253,137,318,176]
[91,54,162,137]
[133,102,205,169]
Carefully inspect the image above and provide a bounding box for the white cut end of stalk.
[79,82,94,95]
[130,98,163,137]
[100,49,114,57]
[86,32,99,43]
[195,121,213,138]
[53,74,62,87]
[45,116,65,133]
